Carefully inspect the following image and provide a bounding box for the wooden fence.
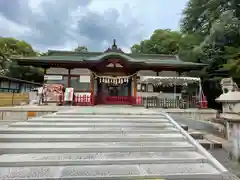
[0,92,29,106]
[141,96,199,109]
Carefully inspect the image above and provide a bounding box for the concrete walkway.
[0,106,237,180]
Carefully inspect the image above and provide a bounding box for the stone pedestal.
[216,78,240,161]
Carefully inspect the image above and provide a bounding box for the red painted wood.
[104,96,133,105]
[74,94,93,106]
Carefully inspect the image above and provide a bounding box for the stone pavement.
[0,106,238,180]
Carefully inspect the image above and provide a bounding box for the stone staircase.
[180,125,223,150]
[0,108,231,179]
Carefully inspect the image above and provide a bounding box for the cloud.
[0,0,188,52]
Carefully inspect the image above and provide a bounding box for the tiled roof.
[12,51,205,67]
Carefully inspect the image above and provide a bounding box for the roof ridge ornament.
[112,39,117,49]
[104,39,124,53]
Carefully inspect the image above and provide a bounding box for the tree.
[181,0,240,79]
[223,46,240,77]
[0,43,12,75]
[131,29,182,54]
[180,0,240,109]
[0,37,43,82]
[74,46,88,52]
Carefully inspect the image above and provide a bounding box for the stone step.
[0,133,186,142]
[0,120,22,125]
[45,114,167,119]
[29,118,169,123]
[56,112,166,116]
[180,124,188,131]
[205,139,223,149]
[0,163,222,180]
[189,131,205,140]
[0,151,207,167]
[0,108,228,180]
[0,127,179,134]
[0,142,195,154]
[197,139,215,150]
[9,122,173,128]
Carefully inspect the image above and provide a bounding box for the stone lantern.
[216,78,240,161]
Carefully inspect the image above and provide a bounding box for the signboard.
[79,75,91,83]
[147,84,154,92]
[137,84,141,91]
[43,84,63,102]
[64,87,74,101]
[44,75,63,81]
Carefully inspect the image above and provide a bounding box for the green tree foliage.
[0,42,12,75]
[74,46,88,52]
[131,29,203,67]
[182,0,240,109]
[131,1,240,109]
[131,29,181,54]
[181,0,240,79]
[132,0,240,80]
[0,37,43,82]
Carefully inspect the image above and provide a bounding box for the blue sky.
[0,0,188,52]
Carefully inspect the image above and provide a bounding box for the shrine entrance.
[95,75,133,105]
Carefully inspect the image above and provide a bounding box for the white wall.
[137,70,156,76]
[137,70,178,77]
[71,68,91,75]
[46,68,68,75]
[158,71,178,77]
[137,92,181,99]
[46,68,92,75]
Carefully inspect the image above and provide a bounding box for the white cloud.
[0,0,188,52]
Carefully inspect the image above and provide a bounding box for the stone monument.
[216,78,240,161]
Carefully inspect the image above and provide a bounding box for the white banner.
[64,87,74,101]
[44,75,63,80]
[79,75,91,83]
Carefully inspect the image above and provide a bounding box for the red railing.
[57,94,93,106]
[105,96,133,104]
[74,94,93,106]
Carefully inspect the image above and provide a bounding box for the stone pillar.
[216,78,240,161]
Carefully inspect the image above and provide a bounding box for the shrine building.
[12,40,205,105]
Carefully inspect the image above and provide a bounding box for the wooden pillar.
[128,78,132,97]
[43,68,47,75]
[43,67,48,105]
[178,71,183,77]
[133,75,137,99]
[43,68,47,84]
[156,71,159,76]
[67,69,71,87]
[91,74,95,105]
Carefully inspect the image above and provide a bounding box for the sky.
[0,0,188,53]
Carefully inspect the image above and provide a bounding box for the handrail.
[162,112,228,173]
